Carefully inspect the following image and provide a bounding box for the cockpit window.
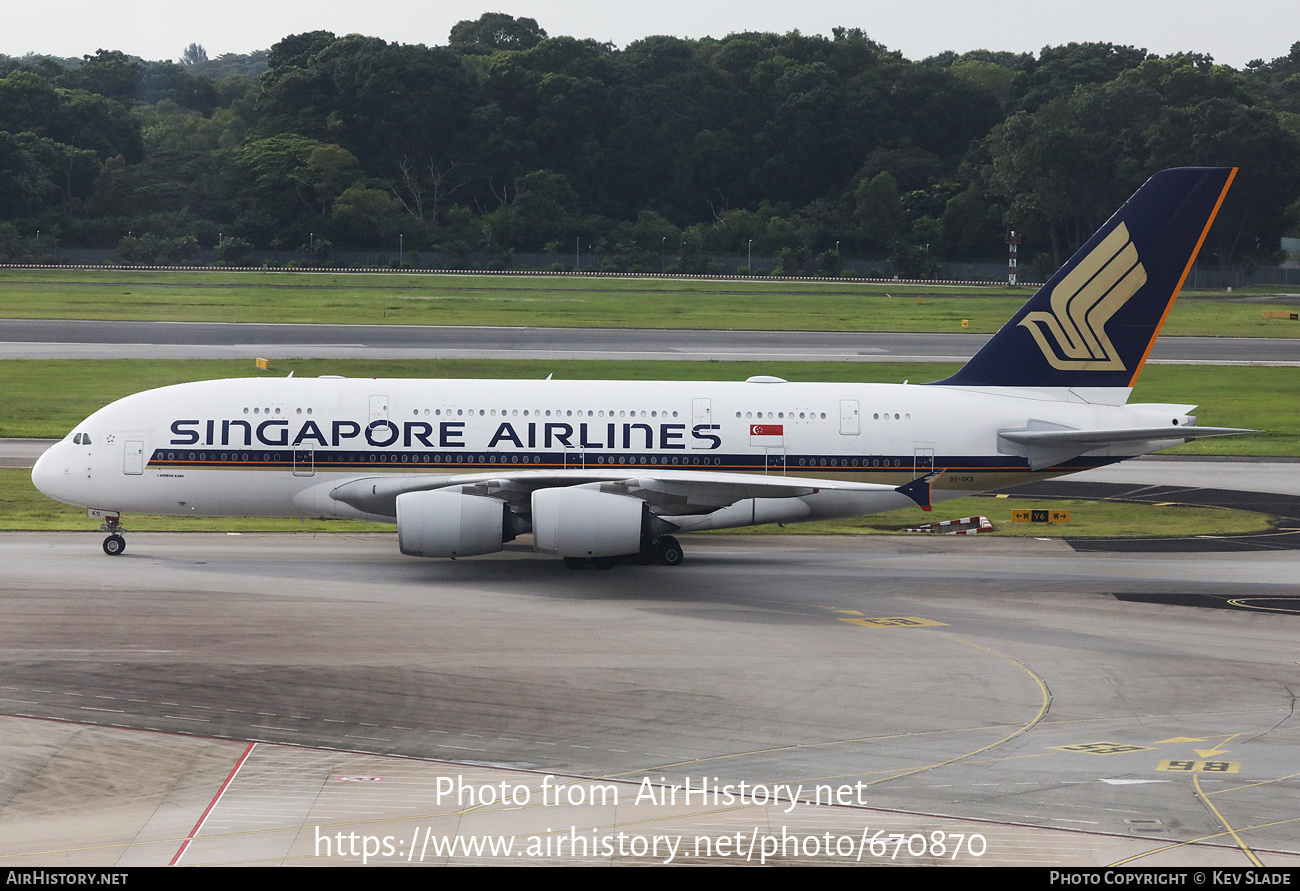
[73,432,91,445]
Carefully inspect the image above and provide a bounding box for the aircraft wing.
[328,468,903,518]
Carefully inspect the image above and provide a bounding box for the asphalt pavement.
[2,319,1298,363]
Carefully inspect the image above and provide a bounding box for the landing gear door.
[123,440,144,475]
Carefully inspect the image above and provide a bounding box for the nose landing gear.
[98,513,126,556]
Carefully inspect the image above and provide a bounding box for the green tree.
[0,70,143,162]
[450,13,547,52]
[855,172,908,254]
[500,169,582,249]
[59,49,142,103]
[330,185,404,246]
[257,35,474,176]
[215,234,252,263]
[1009,42,1149,112]
[1146,98,1300,268]
[264,31,336,73]
[983,102,1108,264]
[0,131,58,217]
[181,43,208,66]
[237,135,360,216]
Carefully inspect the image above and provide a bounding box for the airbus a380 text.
[33,168,1248,567]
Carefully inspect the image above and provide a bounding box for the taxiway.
[2,319,1298,364]
[1,531,1297,865]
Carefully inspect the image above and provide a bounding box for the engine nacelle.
[531,487,646,558]
[396,490,516,558]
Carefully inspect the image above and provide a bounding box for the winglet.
[896,471,943,511]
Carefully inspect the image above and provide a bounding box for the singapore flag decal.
[749,424,784,445]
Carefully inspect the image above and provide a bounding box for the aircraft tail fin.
[935,167,1235,389]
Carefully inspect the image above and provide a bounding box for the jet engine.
[531,487,647,558]
[396,490,519,558]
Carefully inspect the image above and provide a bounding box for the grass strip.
[1,269,1295,337]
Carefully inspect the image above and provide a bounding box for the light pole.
[747,238,752,274]
[399,234,404,266]
[661,236,666,273]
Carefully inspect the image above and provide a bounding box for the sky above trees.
[2,0,1294,69]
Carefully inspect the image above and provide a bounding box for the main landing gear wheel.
[563,556,588,570]
[654,535,683,566]
[102,534,126,556]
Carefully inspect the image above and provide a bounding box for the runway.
[3,318,1299,364]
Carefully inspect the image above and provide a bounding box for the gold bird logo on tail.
[1019,222,1147,371]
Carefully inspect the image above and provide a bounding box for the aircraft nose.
[31,441,71,502]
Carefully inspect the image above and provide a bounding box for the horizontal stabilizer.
[998,425,1253,470]
[999,426,1253,446]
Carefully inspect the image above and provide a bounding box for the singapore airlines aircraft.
[33,168,1247,567]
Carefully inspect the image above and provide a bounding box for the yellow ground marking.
[1210,772,1300,796]
[1158,760,1240,773]
[1050,742,1156,755]
[1195,732,1241,758]
[853,633,1051,786]
[1193,773,1263,866]
[839,617,948,628]
[958,752,1053,767]
[1109,816,1300,867]
[604,632,1051,791]
[1156,737,1206,744]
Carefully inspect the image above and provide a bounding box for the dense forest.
[2,13,1299,275]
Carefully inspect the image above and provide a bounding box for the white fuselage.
[32,376,1194,527]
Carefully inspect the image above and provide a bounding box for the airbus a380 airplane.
[33,168,1249,567]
